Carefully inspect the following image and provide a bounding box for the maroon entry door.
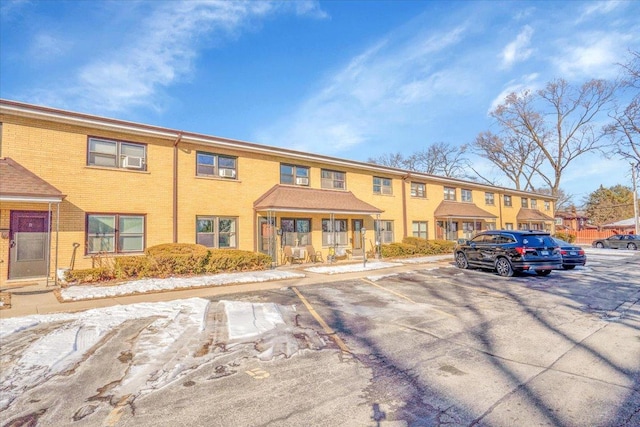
[9,211,50,279]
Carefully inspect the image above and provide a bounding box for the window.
[545,201,551,211]
[88,137,146,170]
[504,195,512,207]
[197,152,237,179]
[485,192,495,205]
[505,223,514,230]
[373,177,392,195]
[461,189,473,202]
[321,169,346,190]
[412,221,428,239]
[322,219,348,246]
[87,214,145,254]
[281,218,311,246]
[531,199,537,209]
[521,197,529,208]
[444,187,456,201]
[411,182,426,198]
[281,164,310,186]
[196,216,237,248]
[375,220,394,244]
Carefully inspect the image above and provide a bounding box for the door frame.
[8,210,51,280]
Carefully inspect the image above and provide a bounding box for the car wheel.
[628,243,637,250]
[563,265,576,270]
[455,252,469,269]
[495,257,514,277]
[596,242,604,248]
[535,269,552,276]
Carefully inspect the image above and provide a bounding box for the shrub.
[65,267,114,284]
[554,232,576,243]
[113,255,156,279]
[206,249,272,273]
[379,238,455,258]
[145,243,210,276]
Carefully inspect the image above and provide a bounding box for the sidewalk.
[0,256,453,318]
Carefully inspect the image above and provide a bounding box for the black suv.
[454,230,562,277]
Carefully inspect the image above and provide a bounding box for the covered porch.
[434,201,497,241]
[254,185,383,265]
[517,208,555,232]
[0,158,65,285]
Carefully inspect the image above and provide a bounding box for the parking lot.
[2,249,639,426]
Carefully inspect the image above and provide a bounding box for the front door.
[352,219,363,252]
[9,211,50,279]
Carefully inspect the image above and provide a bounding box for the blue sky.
[1,0,639,203]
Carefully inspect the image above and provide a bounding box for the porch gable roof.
[0,157,65,202]
[517,208,554,222]
[254,185,383,214]
[434,201,497,219]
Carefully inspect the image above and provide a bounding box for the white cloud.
[23,0,328,114]
[488,73,539,113]
[28,32,71,62]
[256,24,469,154]
[576,0,623,23]
[553,32,632,79]
[500,25,534,69]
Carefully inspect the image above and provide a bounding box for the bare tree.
[606,50,640,167]
[472,130,544,191]
[534,187,573,211]
[367,152,406,168]
[368,143,468,178]
[482,78,617,198]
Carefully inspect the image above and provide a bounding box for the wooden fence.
[563,230,618,245]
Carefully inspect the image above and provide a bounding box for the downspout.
[173,132,183,243]
[401,173,410,239]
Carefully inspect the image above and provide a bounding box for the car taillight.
[560,249,568,255]
[579,250,585,255]
[515,247,526,255]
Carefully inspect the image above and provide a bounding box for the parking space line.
[360,278,456,318]
[291,287,351,354]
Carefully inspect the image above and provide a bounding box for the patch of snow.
[398,255,452,264]
[59,270,305,301]
[224,300,286,340]
[305,261,402,275]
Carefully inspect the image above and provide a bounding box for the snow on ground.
[0,297,312,411]
[397,255,452,264]
[305,261,402,275]
[60,270,305,301]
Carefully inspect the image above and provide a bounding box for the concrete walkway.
[0,257,453,318]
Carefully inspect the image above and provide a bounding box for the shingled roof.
[433,201,497,219]
[517,208,554,221]
[0,158,65,202]
[254,185,382,214]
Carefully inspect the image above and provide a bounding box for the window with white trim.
[461,189,473,202]
[531,199,537,209]
[373,177,392,195]
[444,187,456,201]
[197,152,237,179]
[375,220,394,244]
[281,164,310,186]
[412,221,428,239]
[87,214,145,254]
[322,219,348,246]
[281,218,311,246]
[321,169,346,190]
[521,197,529,208]
[196,216,238,248]
[545,201,551,211]
[88,137,146,170]
[411,182,426,198]
[504,195,512,207]
[485,192,495,205]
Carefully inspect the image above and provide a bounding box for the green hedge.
[65,244,272,284]
[380,238,455,258]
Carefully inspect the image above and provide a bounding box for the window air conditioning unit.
[219,168,236,178]
[123,156,143,169]
[296,177,309,185]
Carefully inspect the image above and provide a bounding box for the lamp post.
[362,228,367,268]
